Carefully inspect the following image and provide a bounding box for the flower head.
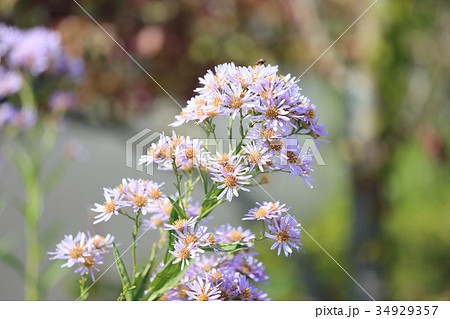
[185,276,221,301]
[265,215,302,257]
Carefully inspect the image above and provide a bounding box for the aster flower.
[7,26,70,76]
[121,179,156,215]
[253,98,293,132]
[243,201,289,221]
[91,191,123,224]
[221,81,254,118]
[48,232,88,268]
[142,213,170,230]
[215,224,255,246]
[0,67,22,99]
[234,274,259,301]
[185,276,221,301]
[247,123,281,144]
[169,242,204,270]
[74,253,103,281]
[225,254,269,283]
[0,103,15,128]
[280,146,315,187]
[210,163,251,202]
[265,215,302,257]
[163,216,198,232]
[48,90,77,113]
[174,136,205,168]
[88,233,114,253]
[173,224,210,248]
[241,142,272,172]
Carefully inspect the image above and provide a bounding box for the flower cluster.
[170,62,326,139]
[140,63,327,194]
[51,62,323,301]
[0,23,83,78]
[91,178,168,224]
[48,232,114,280]
[159,225,270,301]
[0,24,82,132]
[0,102,37,130]
[245,201,302,257]
[138,132,208,172]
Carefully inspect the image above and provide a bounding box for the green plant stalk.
[131,209,141,279]
[78,274,89,301]
[24,172,41,300]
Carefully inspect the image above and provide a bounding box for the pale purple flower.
[225,254,269,283]
[91,192,123,224]
[74,253,103,281]
[163,216,198,232]
[48,90,77,112]
[234,274,259,301]
[211,163,251,202]
[215,224,255,246]
[48,232,88,268]
[185,276,221,301]
[253,98,292,132]
[88,233,114,253]
[170,242,204,270]
[280,146,315,187]
[265,215,302,257]
[0,102,15,127]
[10,107,37,129]
[241,142,272,172]
[243,201,288,221]
[0,67,22,99]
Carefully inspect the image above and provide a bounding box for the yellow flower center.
[269,139,282,151]
[228,230,244,241]
[230,97,243,109]
[276,229,290,243]
[254,207,268,218]
[185,147,195,159]
[133,195,148,207]
[70,246,84,259]
[182,233,199,245]
[306,109,315,119]
[149,188,162,199]
[178,247,191,260]
[286,151,298,164]
[83,256,95,268]
[248,151,262,164]
[265,106,279,120]
[224,175,238,188]
[241,287,252,300]
[260,128,274,140]
[172,219,188,230]
[104,201,116,214]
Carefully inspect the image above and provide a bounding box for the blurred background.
[1,0,449,300]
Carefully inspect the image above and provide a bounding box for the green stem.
[78,274,89,301]
[131,209,141,280]
[228,116,233,151]
[24,174,41,300]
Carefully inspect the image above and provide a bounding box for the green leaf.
[113,243,133,301]
[42,159,67,194]
[203,242,249,253]
[0,247,24,277]
[133,248,156,300]
[167,196,187,219]
[164,199,181,264]
[40,261,66,295]
[144,258,189,301]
